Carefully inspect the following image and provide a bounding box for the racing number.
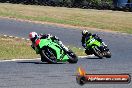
[89,38,95,44]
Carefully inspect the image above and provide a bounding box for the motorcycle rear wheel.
[93,46,103,59]
[41,47,57,64]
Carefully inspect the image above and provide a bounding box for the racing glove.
[51,36,59,41]
[47,34,53,38]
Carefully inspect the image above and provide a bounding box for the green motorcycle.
[34,37,78,64]
[85,36,111,59]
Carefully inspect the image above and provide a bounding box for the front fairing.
[86,36,101,48]
[37,38,69,62]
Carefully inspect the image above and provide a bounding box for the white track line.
[0,58,40,62]
[78,54,95,58]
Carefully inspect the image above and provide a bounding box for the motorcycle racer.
[29,32,69,54]
[81,30,107,54]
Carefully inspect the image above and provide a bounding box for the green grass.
[0,3,132,34]
[0,36,85,60]
[68,46,86,56]
[0,36,38,60]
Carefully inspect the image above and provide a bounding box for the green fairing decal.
[86,36,101,48]
[38,38,69,62]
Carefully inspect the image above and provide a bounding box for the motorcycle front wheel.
[105,51,111,58]
[67,49,78,63]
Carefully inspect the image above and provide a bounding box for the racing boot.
[101,42,109,51]
[51,36,69,53]
[58,41,69,53]
[102,42,107,47]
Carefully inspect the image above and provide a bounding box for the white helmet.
[29,32,39,42]
[82,30,88,35]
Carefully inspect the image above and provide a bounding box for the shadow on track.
[17,61,65,64]
[84,57,102,59]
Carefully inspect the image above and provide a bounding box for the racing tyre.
[85,49,92,55]
[93,46,103,59]
[67,49,78,63]
[105,51,111,58]
[41,47,57,64]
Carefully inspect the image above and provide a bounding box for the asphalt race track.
[0,18,132,88]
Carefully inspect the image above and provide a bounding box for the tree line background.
[0,0,113,10]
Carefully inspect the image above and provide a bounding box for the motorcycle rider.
[29,32,69,53]
[81,30,107,54]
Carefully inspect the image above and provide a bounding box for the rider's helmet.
[82,30,89,36]
[82,30,92,37]
[29,32,39,42]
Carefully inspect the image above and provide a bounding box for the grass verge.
[0,3,132,34]
[0,36,38,60]
[0,36,86,60]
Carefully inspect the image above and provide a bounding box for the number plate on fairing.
[89,38,96,44]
